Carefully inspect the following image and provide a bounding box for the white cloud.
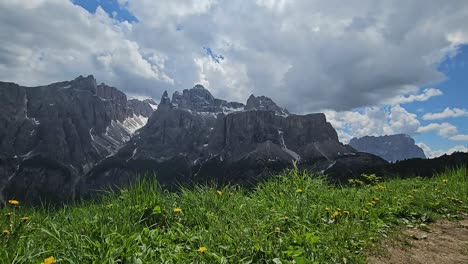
[416,122,458,137]
[387,88,443,105]
[450,134,468,141]
[2,0,468,111]
[0,1,174,97]
[325,104,420,143]
[423,107,468,120]
[417,143,468,158]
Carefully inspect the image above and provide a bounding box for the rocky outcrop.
[349,134,426,162]
[171,84,244,113]
[0,76,154,203]
[79,91,375,196]
[8,77,459,205]
[245,94,289,116]
[127,99,155,117]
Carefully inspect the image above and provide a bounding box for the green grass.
[1,167,467,264]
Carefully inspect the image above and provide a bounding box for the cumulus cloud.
[0,0,173,97]
[1,0,468,111]
[450,134,468,141]
[416,122,458,137]
[324,104,420,143]
[423,107,468,120]
[417,143,468,158]
[386,88,443,105]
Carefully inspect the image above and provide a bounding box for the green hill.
[1,167,467,263]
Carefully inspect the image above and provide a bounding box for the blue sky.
[73,0,137,22]
[411,45,468,150]
[1,0,467,157]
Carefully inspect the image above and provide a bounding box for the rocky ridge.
[2,77,461,205]
[79,86,385,196]
[349,134,426,162]
[0,75,155,202]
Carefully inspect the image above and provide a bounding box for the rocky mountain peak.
[349,134,426,162]
[70,75,98,94]
[245,94,289,116]
[171,85,243,113]
[159,90,172,110]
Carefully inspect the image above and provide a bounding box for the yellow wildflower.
[332,210,340,218]
[372,197,380,202]
[216,190,222,196]
[343,210,350,215]
[376,185,385,190]
[325,207,330,212]
[173,207,182,213]
[362,208,368,213]
[198,246,207,253]
[367,202,374,207]
[336,208,341,212]
[274,227,281,233]
[5,212,12,218]
[20,216,30,222]
[2,230,9,236]
[442,179,448,184]
[41,256,56,264]
[8,200,19,206]
[283,216,289,222]
[296,188,303,193]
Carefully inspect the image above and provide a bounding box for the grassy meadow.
[1,167,467,264]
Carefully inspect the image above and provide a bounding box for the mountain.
[245,94,289,116]
[78,86,385,197]
[349,134,426,162]
[0,75,154,203]
[3,77,462,205]
[170,84,244,113]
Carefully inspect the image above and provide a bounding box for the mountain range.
[0,76,466,204]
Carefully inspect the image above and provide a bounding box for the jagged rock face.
[127,99,154,117]
[349,134,426,162]
[245,94,289,116]
[80,97,363,196]
[1,77,391,204]
[0,76,154,203]
[171,84,244,113]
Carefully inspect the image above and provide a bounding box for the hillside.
[1,167,466,263]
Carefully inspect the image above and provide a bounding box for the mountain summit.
[349,134,426,162]
[1,76,387,204]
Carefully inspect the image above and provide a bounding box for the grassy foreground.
[1,167,467,264]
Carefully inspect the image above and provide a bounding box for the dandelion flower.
[8,200,19,206]
[41,256,56,264]
[376,185,385,190]
[20,216,30,222]
[274,227,281,233]
[442,179,448,184]
[332,211,340,218]
[216,190,222,196]
[283,216,289,222]
[2,230,9,236]
[325,207,330,212]
[173,207,182,213]
[198,246,207,253]
[367,202,374,207]
[5,212,12,218]
[296,188,303,193]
